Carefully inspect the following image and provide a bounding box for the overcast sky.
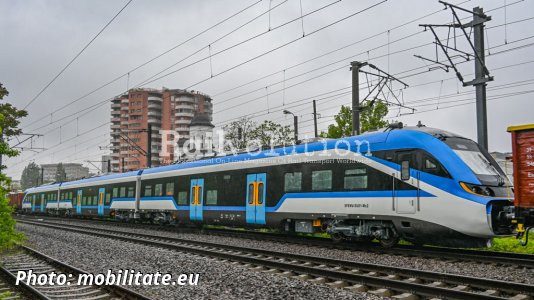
[1,0,533,179]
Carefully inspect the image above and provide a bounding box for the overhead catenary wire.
[23,0,526,136]
[21,0,263,131]
[138,0,386,89]
[23,0,133,110]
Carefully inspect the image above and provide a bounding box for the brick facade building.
[110,88,213,172]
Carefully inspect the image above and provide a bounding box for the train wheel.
[331,233,345,243]
[379,235,399,248]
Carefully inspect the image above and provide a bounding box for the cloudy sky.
[1,0,533,178]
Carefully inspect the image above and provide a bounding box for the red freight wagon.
[508,124,534,243]
[7,192,24,211]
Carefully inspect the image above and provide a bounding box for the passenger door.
[189,178,204,221]
[98,188,105,217]
[394,151,418,214]
[76,190,82,215]
[31,195,36,213]
[246,173,267,225]
[40,194,45,212]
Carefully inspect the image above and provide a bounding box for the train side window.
[248,183,254,204]
[94,195,98,206]
[155,184,163,196]
[105,193,111,205]
[113,188,118,198]
[144,185,152,197]
[166,182,174,196]
[257,183,264,204]
[119,187,126,198]
[127,187,134,198]
[344,168,368,190]
[177,191,188,205]
[82,196,87,206]
[206,190,217,205]
[284,172,302,192]
[425,158,437,169]
[422,154,450,178]
[312,170,332,191]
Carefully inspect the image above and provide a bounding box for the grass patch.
[485,236,534,254]
[0,291,14,299]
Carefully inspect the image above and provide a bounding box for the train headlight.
[460,182,494,197]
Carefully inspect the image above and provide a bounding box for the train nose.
[488,201,515,235]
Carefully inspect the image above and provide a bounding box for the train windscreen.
[444,137,509,186]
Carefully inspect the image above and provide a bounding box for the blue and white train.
[22,125,514,248]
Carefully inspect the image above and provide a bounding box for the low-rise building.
[41,163,90,183]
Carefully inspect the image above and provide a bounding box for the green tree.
[55,163,67,182]
[0,82,27,251]
[20,161,41,190]
[222,117,257,151]
[249,120,294,146]
[321,105,353,138]
[360,100,389,133]
[321,101,389,138]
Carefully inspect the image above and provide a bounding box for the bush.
[0,190,24,251]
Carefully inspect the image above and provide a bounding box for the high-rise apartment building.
[110,88,213,172]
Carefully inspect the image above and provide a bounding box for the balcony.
[175,103,194,109]
[148,102,161,109]
[111,124,121,129]
[111,103,121,109]
[175,111,194,118]
[147,110,161,117]
[175,119,191,125]
[176,96,195,103]
[148,117,160,124]
[111,117,120,122]
[111,109,120,115]
[121,121,129,126]
[121,98,129,104]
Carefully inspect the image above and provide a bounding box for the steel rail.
[0,244,152,300]
[18,219,534,300]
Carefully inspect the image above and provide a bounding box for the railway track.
[16,215,534,269]
[17,219,534,300]
[0,273,23,300]
[0,245,151,300]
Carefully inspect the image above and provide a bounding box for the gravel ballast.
[16,223,384,300]
[23,217,534,285]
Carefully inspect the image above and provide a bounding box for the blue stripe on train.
[107,190,434,213]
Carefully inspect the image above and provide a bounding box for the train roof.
[24,183,61,193]
[142,126,465,177]
[60,170,141,188]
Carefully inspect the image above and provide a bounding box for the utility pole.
[147,124,152,168]
[40,166,44,185]
[351,61,367,136]
[121,157,125,173]
[312,100,319,138]
[107,159,111,173]
[350,61,410,136]
[473,7,489,149]
[417,1,492,149]
[293,115,298,144]
[283,110,299,144]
